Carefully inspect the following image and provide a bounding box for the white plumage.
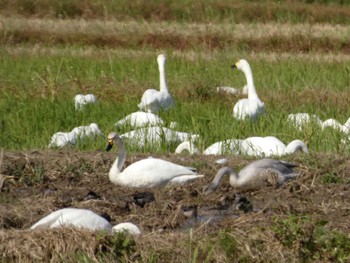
[138,54,175,113]
[232,59,264,120]
[115,111,164,128]
[74,94,97,110]
[30,208,141,235]
[49,123,103,148]
[120,127,199,148]
[175,136,307,157]
[106,132,204,188]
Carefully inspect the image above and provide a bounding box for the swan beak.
[231,64,237,69]
[106,139,114,152]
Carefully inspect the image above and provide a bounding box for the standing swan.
[106,132,204,188]
[204,159,299,193]
[30,208,141,235]
[231,59,264,120]
[138,54,175,113]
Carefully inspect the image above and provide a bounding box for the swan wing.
[121,158,199,187]
[31,208,112,231]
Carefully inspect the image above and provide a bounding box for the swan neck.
[158,60,168,93]
[243,65,259,100]
[175,141,199,154]
[109,138,126,184]
[213,166,236,186]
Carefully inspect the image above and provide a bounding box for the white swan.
[30,208,141,235]
[49,123,103,148]
[175,136,307,157]
[288,113,323,130]
[321,118,344,132]
[204,159,299,193]
[115,112,164,128]
[120,127,199,148]
[175,139,243,155]
[106,132,204,188]
[241,136,308,157]
[138,54,175,113]
[74,94,97,110]
[231,59,264,120]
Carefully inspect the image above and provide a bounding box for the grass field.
[1,0,350,262]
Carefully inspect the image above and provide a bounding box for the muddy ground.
[0,150,349,261]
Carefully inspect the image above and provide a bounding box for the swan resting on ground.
[138,54,175,113]
[30,208,141,235]
[120,127,199,148]
[49,123,103,148]
[115,111,164,128]
[106,132,204,188]
[74,94,97,110]
[241,136,308,157]
[175,136,308,157]
[204,159,300,193]
[115,111,178,129]
[231,59,265,120]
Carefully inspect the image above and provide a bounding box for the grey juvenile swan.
[204,159,299,193]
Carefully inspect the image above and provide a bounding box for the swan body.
[115,112,164,128]
[138,54,175,113]
[204,159,299,193]
[106,132,204,188]
[232,59,264,120]
[288,113,323,130]
[175,136,307,157]
[175,139,243,155]
[241,136,308,157]
[322,118,350,133]
[74,94,97,110]
[120,127,199,148]
[30,208,140,235]
[49,123,103,148]
[203,139,243,155]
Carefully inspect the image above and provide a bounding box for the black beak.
[106,142,113,152]
[231,64,237,69]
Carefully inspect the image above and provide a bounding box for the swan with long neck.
[231,59,264,120]
[30,208,141,235]
[106,132,204,187]
[204,159,299,194]
[138,54,175,113]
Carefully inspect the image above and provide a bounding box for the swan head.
[106,131,119,151]
[231,59,250,72]
[157,54,166,65]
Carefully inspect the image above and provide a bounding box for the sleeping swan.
[204,159,299,193]
[30,208,141,235]
[106,132,204,188]
[138,54,175,113]
[232,59,264,120]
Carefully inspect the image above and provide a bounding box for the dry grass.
[0,150,350,261]
[1,17,349,52]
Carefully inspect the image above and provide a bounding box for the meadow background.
[1,0,350,262]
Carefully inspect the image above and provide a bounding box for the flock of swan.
[38,54,319,235]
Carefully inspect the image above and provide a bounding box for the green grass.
[1,49,349,154]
